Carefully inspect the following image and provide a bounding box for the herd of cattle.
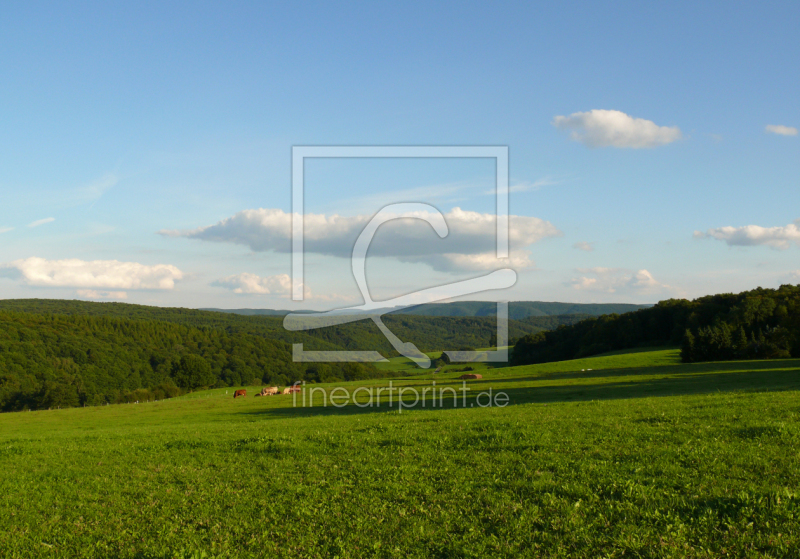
[233,385,301,398]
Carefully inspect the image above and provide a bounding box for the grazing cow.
[233,389,247,399]
[458,374,482,380]
[282,385,301,395]
[258,386,279,397]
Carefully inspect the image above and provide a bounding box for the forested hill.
[0,299,582,357]
[512,285,800,366]
[202,301,649,320]
[0,309,386,412]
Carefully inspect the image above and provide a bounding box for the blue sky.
[0,1,798,309]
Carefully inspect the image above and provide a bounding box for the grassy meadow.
[2,349,800,558]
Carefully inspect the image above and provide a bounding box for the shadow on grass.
[239,360,800,419]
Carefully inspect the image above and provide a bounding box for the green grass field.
[2,349,800,558]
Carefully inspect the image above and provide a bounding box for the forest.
[0,309,385,412]
[511,284,800,366]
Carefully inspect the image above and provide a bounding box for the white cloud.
[573,241,594,252]
[765,124,798,137]
[788,270,800,281]
[0,257,183,289]
[430,250,535,272]
[552,109,682,148]
[571,276,598,290]
[212,272,291,295]
[629,269,661,288]
[570,267,669,294]
[211,272,358,302]
[697,220,800,249]
[0,227,13,234]
[77,289,128,300]
[162,207,561,273]
[28,217,55,228]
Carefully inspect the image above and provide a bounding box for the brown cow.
[282,385,301,394]
[458,374,482,380]
[233,389,247,399]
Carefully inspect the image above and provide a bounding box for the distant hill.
[202,301,650,320]
[0,298,582,361]
[393,301,650,319]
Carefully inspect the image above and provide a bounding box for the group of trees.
[681,323,792,362]
[0,310,382,412]
[512,285,800,366]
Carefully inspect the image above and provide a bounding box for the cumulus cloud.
[212,272,291,295]
[0,257,183,289]
[162,207,561,273]
[696,220,800,249]
[552,109,682,148]
[77,289,128,300]
[788,270,800,281]
[570,267,668,294]
[28,217,55,228]
[765,124,798,137]
[573,241,594,252]
[628,269,661,289]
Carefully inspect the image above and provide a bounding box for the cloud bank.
[695,220,800,249]
[765,124,798,137]
[162,207,562,272]
[552,109,682,148]
[0,257,183,289]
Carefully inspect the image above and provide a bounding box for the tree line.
[511,285,800,366]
